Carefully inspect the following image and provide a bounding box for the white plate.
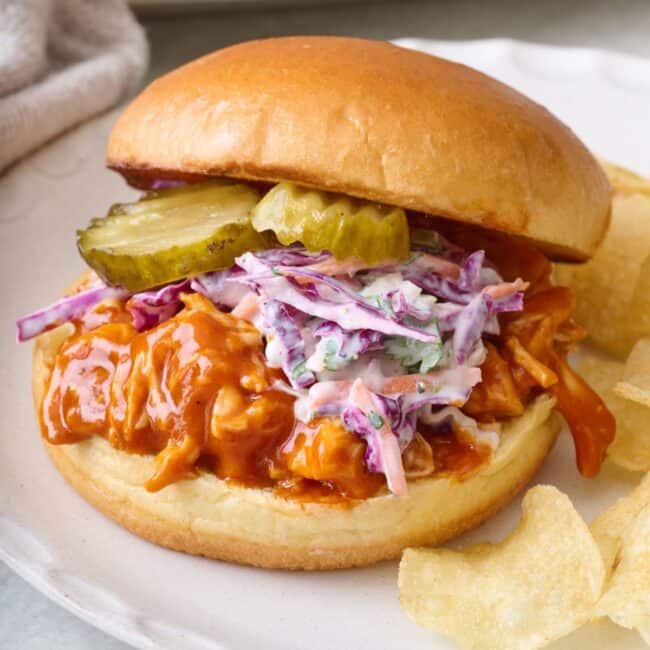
[2,39,650,650]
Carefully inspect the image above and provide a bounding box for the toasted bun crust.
[107,36,610,261]
[33,322,560,570]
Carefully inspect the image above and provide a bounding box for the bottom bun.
[33,324,561,570]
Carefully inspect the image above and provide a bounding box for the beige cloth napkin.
[0,0,148,173]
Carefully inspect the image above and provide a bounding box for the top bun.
[107,37,611,260]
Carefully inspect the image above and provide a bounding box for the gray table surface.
[3,0,650,648]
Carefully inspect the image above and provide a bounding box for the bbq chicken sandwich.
[19,37,615,569]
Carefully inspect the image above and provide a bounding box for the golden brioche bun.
[33,320,560,570]
[107,36,610,261]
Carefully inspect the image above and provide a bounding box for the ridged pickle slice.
[251,182,410,264]
[78,181,272,291]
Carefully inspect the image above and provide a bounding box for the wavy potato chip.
[554,166,650,359]
[590,474,650,575]
[600,161,650,199]
[614,338,650,408]
[578,354,650,471]
[398,486,605,650]
[595,503,650,642]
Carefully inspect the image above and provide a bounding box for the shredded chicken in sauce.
[40,229,615,500]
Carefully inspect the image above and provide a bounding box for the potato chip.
[614,338,650,407]
[595,503,650,642]
[553,166,650,359]
[627,255,650,354]
[578,353,650,471]
[577,352,624,398]
[398,486,605,650]
[599,160,650,198]
[590,474,650,575]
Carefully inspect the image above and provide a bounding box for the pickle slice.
[78,181,272,291]
[251,182,410,264]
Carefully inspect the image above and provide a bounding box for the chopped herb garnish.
[368,411,385,429]
[292,360,308,378]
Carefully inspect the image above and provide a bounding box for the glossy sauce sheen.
[40,230,615,500]
[43,294,296,492]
